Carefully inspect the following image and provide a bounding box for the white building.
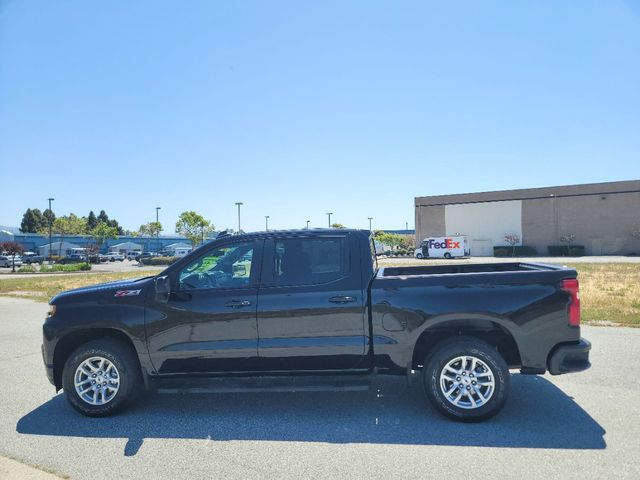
[163,242,192,257]
[109,242,143,255]
[37,241,83,258]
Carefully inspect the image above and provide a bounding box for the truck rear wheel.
[62,339,142,417]
[423,337,510,422]
[444,252,452,259]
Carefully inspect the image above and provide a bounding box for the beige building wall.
[415,180,640,256]
[415,205,446,243]
[522,191,640,255]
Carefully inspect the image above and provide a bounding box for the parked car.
[58,254,87,264]
[22,252,45,264]
[0,255,23,268]
[42,229,590,421]
[103,252,125,262]
[126,251,142,261]
[135,252,159,261]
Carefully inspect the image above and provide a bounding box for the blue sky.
[1,1,639,233]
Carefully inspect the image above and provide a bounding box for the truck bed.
[379,262,570,278]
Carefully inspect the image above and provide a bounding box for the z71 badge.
[114,289,142,297]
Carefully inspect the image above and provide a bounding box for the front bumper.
[42,343,55,385]
[548,338,591,375]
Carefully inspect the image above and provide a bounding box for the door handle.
[225,300,252,308]
[329,296,356,304]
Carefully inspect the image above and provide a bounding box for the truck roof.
[224,228,371,241]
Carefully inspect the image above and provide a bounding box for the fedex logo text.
[428,238,461,249]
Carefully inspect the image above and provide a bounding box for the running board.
[155,375,372,394]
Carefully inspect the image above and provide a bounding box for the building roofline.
[415,179,640,207]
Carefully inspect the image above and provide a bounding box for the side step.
[155,375,372,394]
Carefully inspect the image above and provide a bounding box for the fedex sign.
[428,238,461,249]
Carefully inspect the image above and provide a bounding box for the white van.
[415,236,470,259]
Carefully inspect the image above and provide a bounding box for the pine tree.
[87,211,98,230]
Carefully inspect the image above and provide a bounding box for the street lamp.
[368,217,373,231]
[326,212,333,227]
[265,215,270,231]
[306,220,310,229]
[47,198,54,263]
[235,202,243,234]
[156,207,161,252]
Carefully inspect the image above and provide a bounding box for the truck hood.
[50,277,153,304]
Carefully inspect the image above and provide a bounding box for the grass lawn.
[0,262,638,326]
[0,271,149,303]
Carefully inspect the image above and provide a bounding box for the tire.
[62,338,142,417]
[416,253,424,259]
[423,337,510,422]
[444,252,452,259]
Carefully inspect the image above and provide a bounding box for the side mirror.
[155,275,171,303]
[233,264,247,277]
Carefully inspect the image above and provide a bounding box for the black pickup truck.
[42,229,590,421]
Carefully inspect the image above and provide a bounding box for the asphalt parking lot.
[0,297,638,479]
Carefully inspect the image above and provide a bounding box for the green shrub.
[567,246,585,256]
[547,245,585,256]
[40,263,92,272]
[140,256,178,266]
[18,265,37,273]
[493,246,538,257]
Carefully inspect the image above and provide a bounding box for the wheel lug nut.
[456,377,461,381]
[466,386,471,390]
[472,381,476,385]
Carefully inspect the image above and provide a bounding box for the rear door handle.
[225,300,252,308]
[329,296,356,304]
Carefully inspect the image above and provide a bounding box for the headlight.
[47,304,56,317]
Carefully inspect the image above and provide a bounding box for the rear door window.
[272,237,348,286]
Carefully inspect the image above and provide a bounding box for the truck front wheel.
[62,338,142,417]
[423,337,510,422]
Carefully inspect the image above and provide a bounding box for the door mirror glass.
[155,275,170,303]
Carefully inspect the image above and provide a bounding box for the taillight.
[561,278,580,326]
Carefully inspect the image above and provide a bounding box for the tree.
[38,214,87,257]
[89,222,119,254]
[43,208,56,228]
[504,233,521,257]
[97,210,109,224]
[175,211,214,246]
[331,223,346,229]
[0,241,24,272]
[373,230,405,251]
[87,211,98,230]
[559,234,575,245]
[139,221,162,237]
[20,208,46,233]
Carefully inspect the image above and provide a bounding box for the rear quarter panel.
[369,268,580,372]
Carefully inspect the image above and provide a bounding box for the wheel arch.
[411,319,522,370]
[53,328,142,390]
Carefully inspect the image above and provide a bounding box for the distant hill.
[0,225,20,235]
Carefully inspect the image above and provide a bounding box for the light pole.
[368,217,373,231]
[235,202,243,234]
[47,198,54,263]
[306,220,310,229]
[155,207,161,252]
[406,221,408,231]
[326,212,333,227]
[265,215,270,231]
